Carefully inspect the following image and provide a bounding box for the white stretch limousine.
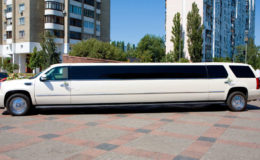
[0,63,259,116]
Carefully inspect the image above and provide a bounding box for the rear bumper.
[248,90,260,101]
[0,92,4,109]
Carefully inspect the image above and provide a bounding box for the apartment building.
[166,0,255,62]
[0,0,110,73]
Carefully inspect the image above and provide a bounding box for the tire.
[226,91,247,112]
[6,93,31,116]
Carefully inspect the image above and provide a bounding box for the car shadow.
[2,103,260,116]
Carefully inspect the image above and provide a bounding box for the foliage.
[213,57,232,62]
[234,39,260,69]
[171,12,184,62]
[2,58,19,73]
[186,2,204,62]
[7,73,35,80]
[29,31,60,70]
[135,34,165,62]
[70,39,127,61]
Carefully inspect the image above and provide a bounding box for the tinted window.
[45,67,68,80]
[207,65,228,78]
[69,65,207,80]
[230,66,255,78]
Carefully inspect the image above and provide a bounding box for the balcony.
[45,23,64,30]
[6,25,12,31]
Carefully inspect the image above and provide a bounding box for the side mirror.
[40,74,47,81]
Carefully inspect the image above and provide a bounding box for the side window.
[229,66,255,78]
[207,65,228,78]
[45,67,68,81]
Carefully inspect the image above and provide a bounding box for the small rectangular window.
[230,66,255,78]
[19,17,25,25]
[19,30,25,38]
[19,4,25,12]
[207,65,228,78]
[46,67,68,81]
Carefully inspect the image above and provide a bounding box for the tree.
[29,31,60,70]
[2,58,19,73]
[171,12,184,62]
[234,39,260,69]
[186,3,203,62]
[135,34,165,62]
[70,38,127,61]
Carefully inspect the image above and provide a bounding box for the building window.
[97,2,101,9]
[84,21,94,29]
[70,18,82,27]
[69,5,82,15]
[84,0,94,6]
[45,1,64,11]
[45,15,64,25]
[6,5,12,13]
[96,14,100,21]
[84,9,94,18]
[70,31,81,40]
[6,18,12,25]
[19,4,25,13]
[46,30,64,38]
[6,31,12,39]
[19,30,25,39]
[96,24,100,32]
[19,17,25,25]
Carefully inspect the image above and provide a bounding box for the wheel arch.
[226,87,248,101]
[4,90,33,107]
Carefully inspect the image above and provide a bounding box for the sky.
[111,0,260,46]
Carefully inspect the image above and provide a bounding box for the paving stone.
[67,126,127,143]
[201,143,260,160]
[127,135,193,155]
[220,128,260,144]
[135,129,152,134]
[160,119,174,122]
[39,134,60,139]
[5,140,85,160]
[214,124,230,128]
[95,152,150,160]
[179,114,220,123]
[86,122,98,126]
[197,136,217,143]
[108,118,155,129]
[173,155,199,160]
[96,143,118,151]
[116,114,128,117]
[159,122,210,136]
[0,126,15,131]
[25,121,74,133]
[0,131,31,146]
[223,115,237,119]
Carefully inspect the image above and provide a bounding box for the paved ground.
[0,101,260,160]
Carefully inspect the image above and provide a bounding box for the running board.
[36,101,225,109]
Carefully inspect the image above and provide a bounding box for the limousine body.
[0,63,259,116]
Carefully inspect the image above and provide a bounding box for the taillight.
[257,78,260,89]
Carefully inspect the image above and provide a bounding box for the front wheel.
[6,93,31,116]
[226,91,247,112]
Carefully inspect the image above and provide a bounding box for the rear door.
[207,65,229,101]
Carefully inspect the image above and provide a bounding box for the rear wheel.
[226,91,247,111]
[6,93,31,116]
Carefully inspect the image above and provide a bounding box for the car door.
[34,66,71,105]
[207,65,229,101]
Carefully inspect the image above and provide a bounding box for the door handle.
[60,82,69,87]
[225,78,232,84]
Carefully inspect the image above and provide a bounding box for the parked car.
[0,63,259,116]
[0,72,8,82]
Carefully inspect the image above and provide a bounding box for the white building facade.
[166,0,255,62]
[0,0,110,73]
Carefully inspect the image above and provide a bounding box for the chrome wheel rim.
[10,97,27,115]
[231,95,245,110]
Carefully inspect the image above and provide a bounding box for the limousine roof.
[51,62,250,67]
